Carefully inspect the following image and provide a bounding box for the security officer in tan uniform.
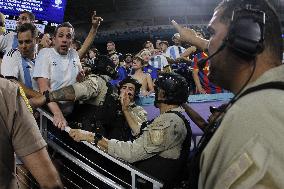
[0,76,63,188]
[69,72,192,189]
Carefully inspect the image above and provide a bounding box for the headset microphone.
[197,42,226,69]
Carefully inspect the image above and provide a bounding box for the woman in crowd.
[131,55,154,96]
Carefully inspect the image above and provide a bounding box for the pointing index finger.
[171,20,181,32]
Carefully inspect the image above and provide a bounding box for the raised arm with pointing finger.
[77,11,103,59]
[171,20,209,51]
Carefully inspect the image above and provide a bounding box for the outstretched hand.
[171,20,209,50]
[171,20,198,42]
[120,91,131,111]
[53,113,67,130]
[69,129,94,143]
[91,11,103,29]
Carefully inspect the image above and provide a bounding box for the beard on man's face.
[207,52,227,88]
[210,49,240,91]
[208,63,222,87]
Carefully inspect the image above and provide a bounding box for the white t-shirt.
[0,31,18,55]
[33,48,81,91]
[149,54,169,71]
[166,45,185,60]
[1,49,38,90]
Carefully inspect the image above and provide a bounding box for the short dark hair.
[90,47,98,53]
[54,22,75,37]
[107,41,115,45]
[19,11,35,21]
[143,40,152,48]
[118,76,142,99]
[216,0,283,62]
[17,23,37,38]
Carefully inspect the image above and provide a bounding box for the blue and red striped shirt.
[193,52,224,94]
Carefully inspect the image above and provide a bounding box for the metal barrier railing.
[48,139,124,189]
[37,108,164,189]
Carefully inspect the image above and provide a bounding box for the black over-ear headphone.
[225,3,265,59]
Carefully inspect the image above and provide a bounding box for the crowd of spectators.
[94,24,210,42]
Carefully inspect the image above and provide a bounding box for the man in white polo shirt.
[33,22,81,129]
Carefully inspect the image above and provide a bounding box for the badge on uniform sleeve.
[220,152,253,188]
[148,69,152,73]
[216,136,271,189]
[149,129,164,145]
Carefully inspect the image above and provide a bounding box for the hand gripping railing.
[37,108,164,189]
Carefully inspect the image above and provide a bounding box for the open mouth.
[60,45,68,50]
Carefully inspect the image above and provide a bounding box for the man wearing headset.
[173,0,284,188]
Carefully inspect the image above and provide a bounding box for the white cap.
[172,33,180,40]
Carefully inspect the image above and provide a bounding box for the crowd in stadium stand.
[94,24,210,42]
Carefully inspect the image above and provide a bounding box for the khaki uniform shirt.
[128,103,148,136]
[199,65,284,189]
[108,107,187,163]
[0,78,47,189]
[72,74,111,106]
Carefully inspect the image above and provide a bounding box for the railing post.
[131,171,136,189]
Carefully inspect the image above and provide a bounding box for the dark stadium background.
[62,0,284,55]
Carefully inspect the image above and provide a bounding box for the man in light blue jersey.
[166,33,186,62]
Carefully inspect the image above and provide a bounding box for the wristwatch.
[93,133,103,146]
[43,90,50,104]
